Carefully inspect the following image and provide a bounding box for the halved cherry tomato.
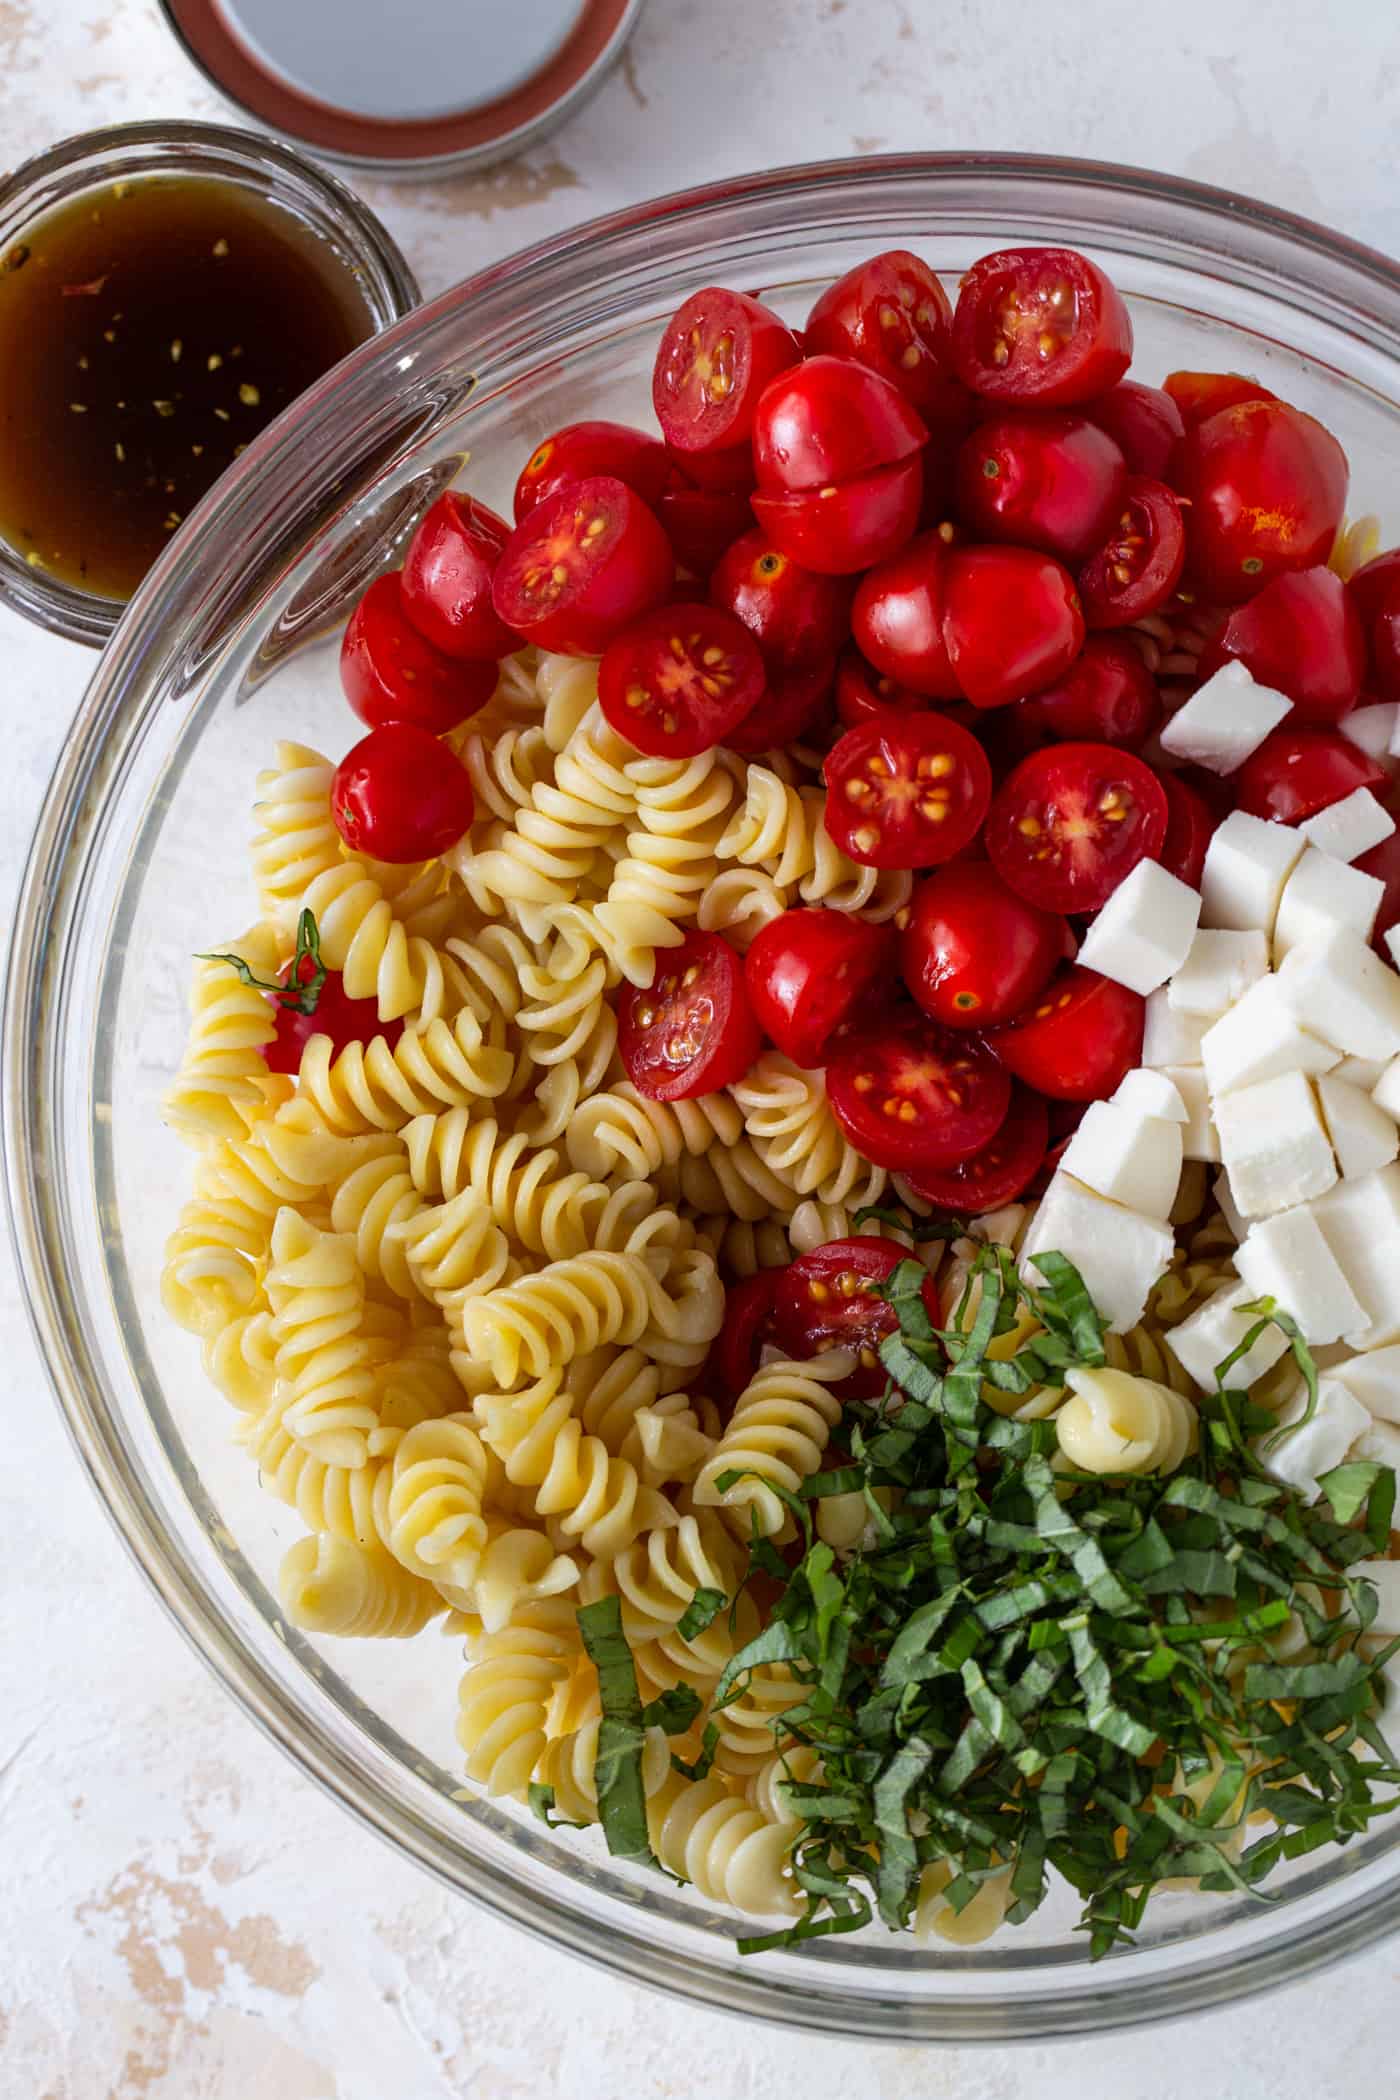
[803,249,960,425]
[744,909,896,1066]
[491,475,673,654]
[514,420,670,520]
[711,1271,779,1398]
[331,722,475,863]
[955,412,1127,563]
[617,929,761,1101]
[1197,566,1364,726]
[1156,771,1218,889]
[399,493,519,663]
[673,441,758,493]
[835,645,927,728]
[709,529,852,670]
[1163,370,1277,429]
[1007,635,1161,751]
[1077,477,1186,628]
[1356,828,1400,958]
[852,530,960,698]
[652,287,800,459]
[943,545,1085,708]
[723,657,834,755]
[824,711,992,869]
[985,740,1169,912]
[1349,548,1400,704]
[597,603,766,757]
[827,1019,1012,1171]
[901,861,1071,1030]
[951,247,1133,407]
[262,954,403,1076]
[902,1085,1049,1212]
[772,1237,937,1398]
[1083,380,1185,479]
[751,453,923,574]
[341,572,498,732]
[657,477,755,577]
[752,355,927,493]
[1234,725,1387,825]
[1173,399,1349,605]
[987,966,1144,1102]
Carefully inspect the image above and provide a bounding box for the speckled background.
[5,4,1400,2093]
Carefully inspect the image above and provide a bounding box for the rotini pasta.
[163,925,281,1146]
[279,1533,442,1638]
[693,1354,851,1537]
[249,742,345,933]
[730,1054,887,1208]
[1054,1366,1198,1476]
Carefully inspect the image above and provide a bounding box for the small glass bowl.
[0,120,419,646]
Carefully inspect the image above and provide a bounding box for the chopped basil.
[577,1596,656,1866]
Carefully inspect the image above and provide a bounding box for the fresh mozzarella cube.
[1199,976,1340,1097]
[1213,1169,1247,1242]
[1263,1376,1372,1501]
[1167,928,1269,1015]
[1060,1102,1184,1218]
[1162,1066,1219,1162]
[1316,1074,1400,1179]
[1335,1054,1389,1090]
[1018,1173,1174,1334]
[1273,846,1384,959]
[1213,1070,1337,1219]
[1275,930,1400,1060]
[1351,1419,1400,1473]
[1144,988,1210,1067]
[1340,701,1400,764]
[1299,788,1396,864]
[1234,1206,1366,1344]
[1111,1068,1188,1122]
[1199,811,1305,934]
[1333,1344,1400,1422]
[1309,1167,1400,1348]
[1157,660,1291,774]
[1167,1279,1291,1392]
[1075,859,1201,996]
[1372,1054,1400,1121]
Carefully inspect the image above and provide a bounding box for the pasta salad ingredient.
[618,929,761,1101]
[330,722,475,863]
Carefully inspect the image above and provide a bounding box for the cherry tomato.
[261,954,403,1076]
[751,453,923,574]
[1006,635,1161,753]
[803,249,960,426]
[617,929,761,1101]
[1356,828,1400,958]
[1156,770,1218,889]
[744,909,896,1066]
[955,412,1127,563]
[988,966,1144,1102]
[1173,399,1349,605]
[658,478,755,577]
[1163,371,1277,429]
[399,494,519,663]
[835,646,927,728]
[902,1085,1049,1212]
[711,1271,779,1398]
[1234,725,1387,825]
[1196,565,1364,728]
[513,420,670,520]
[943,545,1085,708]
[652,287,801,459]
[709,529,852,670]
[340,572,498,733]
[331,722,475,863]
[824,711,993,869]
[1083,380,1185,480]
[772,1237,935,1398]
[1077,477,1186,628]
[901,861,1071,1030]
[751,355,927,493]
[491,475,673,654]
[723,657,834,756]
[597,603,766,758]
[951,246,1133,407]
[986,741,1169,912]
[1348,548,1400,704]
[852,530,960,698]
[673,441,758,493]
[827,1018,1012,1172]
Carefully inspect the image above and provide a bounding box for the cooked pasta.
[249,742,345,933]
[1054,1366,1199,1476]
[163,926,281,1146]
[279,1533,442,1638]
[646,1773,800,1916]
[730,1054,887,1208]
[693,1354,851,1537]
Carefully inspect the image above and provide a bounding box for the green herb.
[675,1587,727,1643]
[527,1782,587,1831]
[577,1596,656,1866]
[198,906,326,1016]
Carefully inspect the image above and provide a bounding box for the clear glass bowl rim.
[8,149,1400,2042]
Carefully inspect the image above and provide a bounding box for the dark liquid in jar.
[0,176,375,602]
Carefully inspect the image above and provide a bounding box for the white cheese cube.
[1162,1066,1219,1162]
[1352,1419,1400,1474]
[1075,859,1201,996]
[1199,976,1340,1097]
[1371,1054,1400,1121]
[1263,1375,1372,1501]
[1388,925,1400,974]
[1333,1343,1400,1422]
[1144,988,1210,1067]
[1335,1054,1389,1091]
[1111,1068,1188,1122]
[1199,811,1305,934]
[1167,928,1269,1016]
[1158,660,1291,774]
[1018,1173,1174,1334]
[1059,1102,1184,1218]
[1275,930,1400,1061]
[1273,845,1384,959]
[1234,1206,1366,1344]
[1309,1167,1400,1348]
[1167,1279,1291,1393]
[1299,788,1395,864]
[1213,1070,1337,1219]
[1340,701,1400,764]
[1316,1074,1400,1180]
[1213,1169,1247,1241]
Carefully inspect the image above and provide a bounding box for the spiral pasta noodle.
[730,1053,887,1209]
[1054,1366,1199,1476]
[646,1773,800,1916]
[456,1595,582,1796]
[164,925,281,1147]
[693,1354,851,1537]
[279,1533,442,1639]
[566,1081,744,1182]
[593,750,737,982]
[249,742,345,933]
[381,1414,491,1590]
[266,1208,396,1467]
[292,1013,516,1135]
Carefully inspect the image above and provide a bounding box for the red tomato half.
[618,930,761,1100]
[597,603,766,757]
[1197,566,1364,726]
[827,1019,1012,1172]
[262,955,403,1076]
[951,247,1133,407]
[751,355,927,493]
[341,573,498,732]
[491,475,673,654]
[744,909,897,1066]
[852,530,961,698]
[709,529,852,670]
[1008,635,1162,751]
[902,1085,1049,1212]
[652,287,801,459]
[824,712,992,869]
[987,966,1144,1102]
[722,657,834,755]
[1234,726,1387,825]
[901,861,1071,1030]
[513,420,670,520]
[985,741,1169,912]
[772,1237,935,1398]
[399,493,519,662]
[835,646,927,728]
[1349,548,1400,704]
[1077,478,1186,628]
[711,1271,779,1398]
[331,723,475,864]
[1173,399,1349,605]
[1156,770,1218,889]
[751,453,923,574]
[803,250,959,425]
[1356,828,1400,958]
[657,478,755,577]
[955,412,1127,563]
[1083,380,1185,479]
[943,545,1085,708]
[1163,371,1277,429]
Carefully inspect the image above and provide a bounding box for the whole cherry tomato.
[330,723,475,863]
[951,246,1133,407]
[902,1085,1049,1212]
[987,966,1145,1102]
[399,493,520,662]
[828,1018,1012,1172]
[652,287,800,459]
[985,740,1169,912]
[491,474,673,654]
[852,530,961,698]
[943,544,1085,708]
[1197,566,1364,726]
[1356,828,1400,959]
[1156,771,1219,889]
[744,909,897,1066]
[597,603,766,757]
[340,572,498,732]
[709,529,852,670]
[751,454,923,574]
[1006,635,1161,751]
[803,249,961,426]
[1163,370,1277,428]
[772,1237,938,1398]
[513,420,670,520]
[260,948,403,1076]
[722,658,834,755]
[1083,380,1185,479]
[1077,478,1186,628]
[824,711,993,868]
[955,412,1127,563]
[617,929,761,1100]
[1348,548,1400,704]
[1172,398,1349,604]
[901,861,1071,1029]
[751,355,927,492]
[711,1271,779,1397]
[658,478,756,577]
[1234,726,1387,824]
[834,645,927,728]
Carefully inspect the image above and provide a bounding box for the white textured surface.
[6,1,1400,2090]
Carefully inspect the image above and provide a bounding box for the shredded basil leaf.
[577,1596,655,1865]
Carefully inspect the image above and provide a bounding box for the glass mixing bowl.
[8,154,1400,2042]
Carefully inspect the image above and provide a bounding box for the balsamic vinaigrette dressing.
[0,177,375,601]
